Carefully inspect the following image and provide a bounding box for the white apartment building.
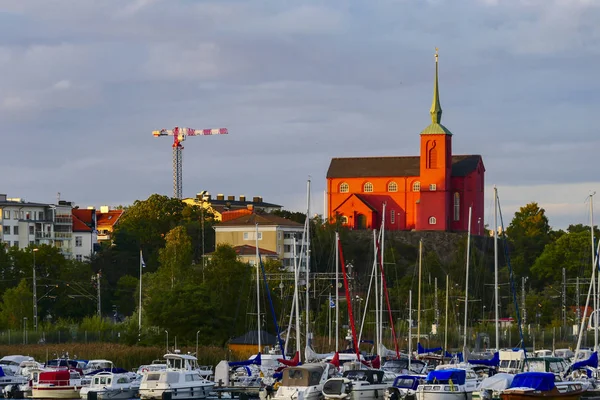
[0,194,96,260]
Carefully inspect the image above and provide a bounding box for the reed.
[0,344,230,370]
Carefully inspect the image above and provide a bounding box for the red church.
[326,52,485,233]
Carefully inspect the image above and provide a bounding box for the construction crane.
[153,126,228,199]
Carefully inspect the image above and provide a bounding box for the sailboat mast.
[380,202,386,349]
[375,231,380,356]
[417,239,423,349]
[305,179,311,350]
[463,206,473,354]
[444,275,449,354]
[408,289,412,371]
[494,186,499,351]
[294,235,301,357]
[255,223,261,352]
[591,193,597,352]
[335,231,340,352]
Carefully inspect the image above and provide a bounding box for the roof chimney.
[0,194,6,202]
[240,195,246,202]
[217,194,225,201]
[100,206,109,213]
[252,196,260,203]
[227,195,235,201]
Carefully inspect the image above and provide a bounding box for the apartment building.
[0,194,97,260]
[183,192,282,221]
[214,212,305,269]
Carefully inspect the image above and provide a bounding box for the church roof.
[421,122,452,135]
[326,154,483,179]
[334,193,401,213]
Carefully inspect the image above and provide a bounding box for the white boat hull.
[139,384,214,400]
[271,386,323,400]
[80,387,138,400]
[417,392,473,400]
[32,386,82,399]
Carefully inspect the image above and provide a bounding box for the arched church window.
[429,147,438,169]
[412,181,421,192]
[429,216,437,225]
[387,181,398,192]
[340,182,349,193]
[341,216,348,224]
[453,193,460,221]
[363,182,373,193]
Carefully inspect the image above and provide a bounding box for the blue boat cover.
[469,352,499,367]
[426,369,466,385]
[229,353,261,367]
[393,375,420,390]
[510,372,555,391]
[569,352,598,372]
[418,343,443,354]
[0,367,4,378]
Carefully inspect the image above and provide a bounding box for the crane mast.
[152,127,228,199]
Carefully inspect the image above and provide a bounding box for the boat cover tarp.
[426,369,466,385]
[278,351,300,367]
[418,343,443,354]
[469,352,499,367]
[444,351,464,362]
[229,353,261,367]
[509,372,555,391]
[0,367,4,378]
[479,373,514,391]
[392,375,421,390]
[569,351,598,372]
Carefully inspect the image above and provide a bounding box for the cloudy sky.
[1,0,599,229]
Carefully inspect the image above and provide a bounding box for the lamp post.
[23,317,28,344]
[165,330,169,353]
[196,330,200,357]
[32,248,39,332]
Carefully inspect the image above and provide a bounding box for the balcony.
[54,232,72,239]
[55,216,72,225]
[35,232,53,239]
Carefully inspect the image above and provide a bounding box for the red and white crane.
[152,127,228,199]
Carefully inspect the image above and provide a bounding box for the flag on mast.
[141,251,146,268]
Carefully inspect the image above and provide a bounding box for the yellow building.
[214,213,304,268]
[183,192,282,221]
[96,206,124,243]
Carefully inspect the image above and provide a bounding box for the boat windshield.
[383,360,426,375]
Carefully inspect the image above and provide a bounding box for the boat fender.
[572,370,581,379]
[449,378,454,392]
[142,368,149,373]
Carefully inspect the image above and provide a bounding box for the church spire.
[430,48,442,124]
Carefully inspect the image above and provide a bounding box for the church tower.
[417,49,453,231]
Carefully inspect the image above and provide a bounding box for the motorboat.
[385,375,424,400]
[32,369,83,399]
[323,369,388,400]
[271,363,339,400]
[498,350,526,375]
[138,353,214,399]
[80,371,139,400]
[500,372,584,400]
[473,373,514,400]
[415,367,479,400]
[382,358,428,376]
[84,360,113,375]
[3,361,45,398]
[0,356,36,376]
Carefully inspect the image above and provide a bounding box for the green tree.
[157,226,194,290]
[506,203,552,278]
[531,231,591,286]
[0,279,33,329]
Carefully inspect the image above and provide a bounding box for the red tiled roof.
[72,209,94,232]
[96,210,124,228]
[217,213,302,227]
[233,245,278,256]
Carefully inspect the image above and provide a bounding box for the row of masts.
[252,184,598,360]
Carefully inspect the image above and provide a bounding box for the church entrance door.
[356,214,367,230]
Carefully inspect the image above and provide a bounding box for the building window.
[341,216,348,224]
[284,245,292,252]
[75,236,83,247]
[278,231,282,240]
[278,245,281,253]
[412,181,421,192]
[76,255,83,262]
[29,226,34,235]
[3,210,9,219]
[25,212,30,220]
[13,241,18,248]
[13,226,18,235]
[363,182,373,193]
[243,232,249,240]
[387,181,398,192]
[39,211,44,220]
[20,211,24,219]
[3,226,10,235]
[257,232,263,240]
[390,210,396,224]
[430,184,437,191]
[429,216,437,225]
[454,192,460,221]
[339,182,349,193]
